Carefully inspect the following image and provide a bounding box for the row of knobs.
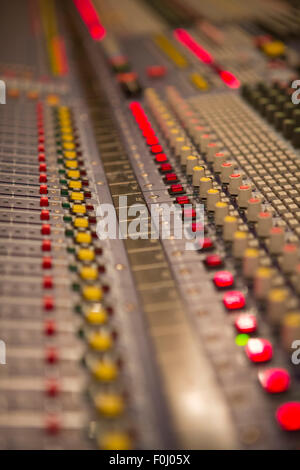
[242,82,300,148]
[146,86,300,348]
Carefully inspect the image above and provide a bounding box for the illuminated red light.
[258,368,290,393]
[213,271,234,288]
[223,291,245,310]
[204,254,223,268]
[174,28,240,89]
[245,338,273,363]
[155,153,168,163]
[151,145,163,154]
[219,70,240,89]
[276,402,300,431]
[235,313,257,333]
[73,0,106,41]
[165,173,178,182]
[174,28,213,64]
[176,196,190,205]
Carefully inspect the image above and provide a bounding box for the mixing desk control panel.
[1,0,300,450]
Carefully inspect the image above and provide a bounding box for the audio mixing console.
[1,0,300,450]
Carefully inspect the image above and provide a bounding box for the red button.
[43,276,53,289]
[276,402,300,431]
[223,291,245,310]
[147,65,167,78]
[176,196,190,205]
[143,128,155,138]
[39,173,47,183]
[38,144,45,152]
[160,163,172,173]
[45,378,60,397]
[40,196,49,207]
[41,224,51,235]
[204,254,223,268]
[146,136,159,146]
[213,271,234,288]
[42,240,51,251]
[44,319,56,335]
[165,173,178,182]
[39,163,47,172]
[40,184,48,194]
[235,314,257,333]
[38,153,46,162]
[40,210,50,221]
[170,184,184,194]
[258,368,290,393]
[39,135,45,143]
[155,153,168,163]
[43,296,54,310]
[151,145,163,154]
[245,338,273,363]
[42,256,52,269]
